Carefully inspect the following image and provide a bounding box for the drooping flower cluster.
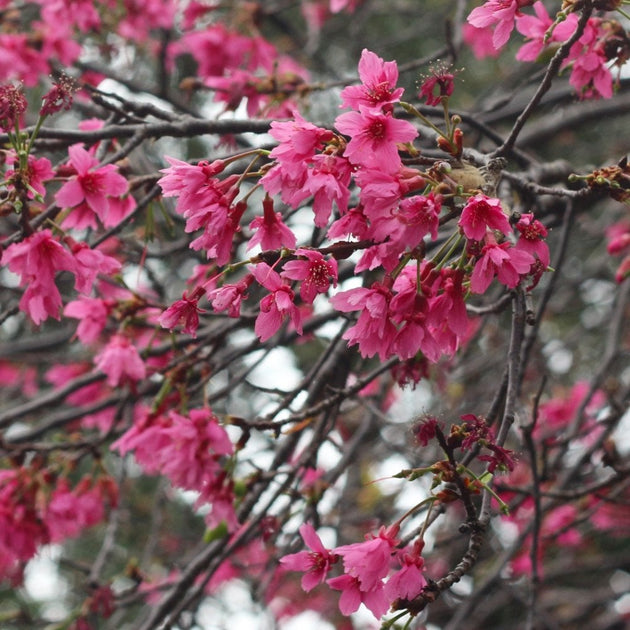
[281,523,427,619]
[112,406,237,530]
[0,466,117,583]
[467,1,629,99]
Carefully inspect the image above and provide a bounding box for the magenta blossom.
[94,334,146,387]
[467,0,534,50]
[330,283,397,360]
[64,297,110,344]
[159,293,205,337]
[250,263,302,341]
[55,144,129,221]
[335,107,418,172]
[280,523,339,591]
[247,195,297,251]
[470,238,535,293]
[281,249,338,303]
[459,193,512,241]
[340,48,404,112]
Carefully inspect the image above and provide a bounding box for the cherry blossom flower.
[335,107,418,172]
[251,263,302,341]
[281,249,338,303]
[5,153,54,199]
[94,334,146,387]
[267,112,334,173]
[419,66,455,107]
[207,276,253,318]
[463,23,502,59]
[459,193,512,240]
[303,153,353,227]
[67,239,122,295]
[330,283,397,360]
[247,195,297,251]
[1,229,77,324]
[467,0,534,51]
[513,213,549,267]
[470,238,535,293]
[280,523,339,591]
[159,293,205,337]
[327,573,390,618]
[385,540,427,601]
[55,144,129,222]
[64,297,110,344]
[515,2,578,62]
[340,48,404,112]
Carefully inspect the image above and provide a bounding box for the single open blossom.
[514,213,549,267]
[280,523,339,591]
[384,540,427,601]
[281,249,338,303]
[159,293,205,337]
[340,48,404,112]
[94,334,146,387]
[470,237,535,293]
[251,263,302,341]
[334,526,399,591]
[459,193,512,240]
[64,297,110,344]
[55,144,129,221]
[516,2,578,62]
[330,283,397,360]
[207,276,253,318]
[327,574,389,619]
[247,195,297,251]
[335,107,418,172]
[267,111,334,174]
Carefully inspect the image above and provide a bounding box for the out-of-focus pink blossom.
[94,334,146,387]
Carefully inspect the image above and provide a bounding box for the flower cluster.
[281,524,427,620]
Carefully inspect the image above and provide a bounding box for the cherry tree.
[1,1,629,629]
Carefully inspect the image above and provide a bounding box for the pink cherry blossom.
[267,112,334,173]
[467,0,534,51]
[207,276,253,318]
[0,83,27,131]
[64,297,110,344]
[94,334,147,387]
[281,249,338,303]
[247,196,297,251]
[334,526,399,591]
[251,263,302,341]
[159,293,205,337]
[340,48,404,112]
[470,238,535,293]
[330,283,397,360]
[459,193,512,241]
[385,540,427,601]
[515,2,578,62]
[327,574,389,619]
[5,153,54,199]
[463,23,502,59]
[513,213,549,267]
[1,229,77,323]
[303,153,353,227]
[335,107,418,172]
[280,523,339,591]
[55,144,129,221]
[68,239,122,295]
